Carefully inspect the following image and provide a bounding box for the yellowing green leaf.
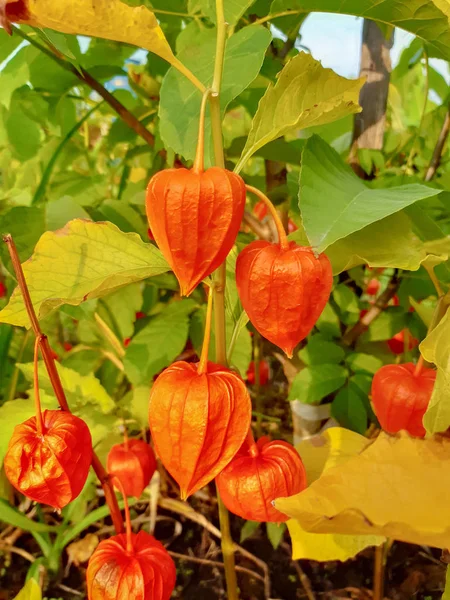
[0,220,169,328]
[235,52,364,172]
[287,428,383,562]
[323,212,447,275]
[13,579,41,600]
[276,432,450,548]
[24,0,177,67]
[420,309,450,434]
[299,136,441,252]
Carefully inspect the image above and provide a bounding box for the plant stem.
[373,543,387,600]
[425,104,450,181]
[3,234,124,535]
[414,354,425,377]
[193,89,212,173]
[253,333,262,437]
[245,185,289,249]
[198,288,214,374]
[7,329,30,402]
[209,1,239,597]
[425,264,444,297]
[94,313,126,358]
[111,476,133,552]
[33,337,44,435]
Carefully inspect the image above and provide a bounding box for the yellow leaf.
[13,579,41,600]
[276,432,450,549]
[0,220,169,328]
[287,428,384,562]
[24,0,174,65]
[296,427,370,484]
[420,309,450,434]
[287,519,384,562]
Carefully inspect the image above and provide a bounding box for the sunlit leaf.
[0,220,169,328]
[277,432,450,548]
[288,364,347,404]
[236,52,364,172]
[299,136,441,252]
[287,428,383,561]
[199,0,256,26]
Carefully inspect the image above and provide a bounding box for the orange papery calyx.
[371,358,436,438]
[149,289,252,498]
[216,432,307,523]
[107,433,157,499]
[146,89,246,296]
[4,338,92,509]
[86,476,176,600]
[236,186,333,358]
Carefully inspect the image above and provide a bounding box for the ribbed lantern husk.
[87,531,176,600]
[216,436,307,522]
[236,241,333,357]
[107,439,156,498]
[4,409,92,509]
[371,363,436,437]
[149,360,252,499]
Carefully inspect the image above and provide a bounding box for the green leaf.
[0,499,57,533]
[288,364,347,404]
[315,303,341,339]
[199,0,256,25]
[331,384,368,435]
[0,220,169,328]
[319,212,445,275]
[362,308,405,342]
[269,0,450,62]
[12,578,42,600]
[333,283,360,318]
[0,206,46,263]
[0,27,21,64]
[236,53,364,172]
[46,196,91,231]
[124,300,197,386]
[160,25,271,162]
[240,520,260,542]
[420,309,450,434]
[298,334,345,365]
[299,136,441,252]
[99,200,148,240]
[267,522,286,549]
[17,362,115,414]
[0,48,30,109]
[346,353,383,375]
[99,283,143,340]
[129,386,150,428]
[6,94,41,161]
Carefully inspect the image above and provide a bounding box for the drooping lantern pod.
[149,290,252,498]
[107,436,157,498]
[236,186,333,357]
[371,360,436,437]
[146,89,246,296]
[387,329,419,355]
[216,434,307,522]
[4,338,92,509]
[87,477,176,600]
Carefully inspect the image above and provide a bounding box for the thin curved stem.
[252,10,300,26]
[245,185,289,249]
[414,355,425,377]
[198,288,214,374]
[193,89,212,173]
[111,476,133,552]
[33,337,44,435]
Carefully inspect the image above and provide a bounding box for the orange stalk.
[245,185,289,250]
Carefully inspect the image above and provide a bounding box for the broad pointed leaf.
[0,220,169,328]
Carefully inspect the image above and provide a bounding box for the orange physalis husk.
[149,360,252,499]
[107,439,157,498]
[146,89,246,297]
[216,436,307,523]
[371,362,436,438]
[236,240,333,357]
[4,410,93,509]
[87,530,175,600]
[387,329,419,355]
[246,359,270,386]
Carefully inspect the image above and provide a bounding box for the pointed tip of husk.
[180,489,189,501]
[285,349,294,359]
